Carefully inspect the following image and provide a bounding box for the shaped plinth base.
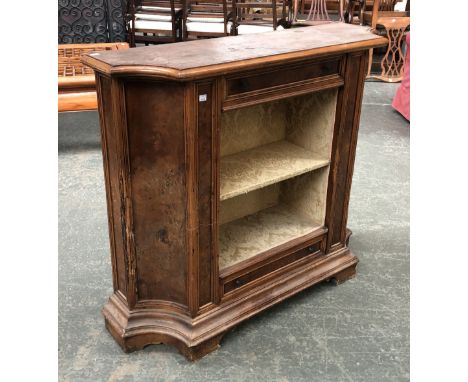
[103,247,358,361]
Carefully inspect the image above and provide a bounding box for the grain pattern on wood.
[82,24,387,80]
[125,80,189,306]
[58,92,97,112]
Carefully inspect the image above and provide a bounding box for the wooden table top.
[82,23,387,80]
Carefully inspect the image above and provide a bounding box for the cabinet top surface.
[83,24,386,80]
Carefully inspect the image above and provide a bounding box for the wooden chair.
[58,43,129,112]
[305,0,332,22]
[295,0,350,24]
[362,0,410,82]
[296,0,340,22]
[343,0,365,24]
[232,0,292,35]
[126,0,183,46]
[183,0,234,39]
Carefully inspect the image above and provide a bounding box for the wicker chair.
[58,43,129,112]
[126,0,183,46]
[183,0,235,39]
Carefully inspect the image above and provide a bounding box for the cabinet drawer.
[223,57,343,110]
[221,234,325,297]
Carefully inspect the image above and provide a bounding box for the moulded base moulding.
[102,247,358,361]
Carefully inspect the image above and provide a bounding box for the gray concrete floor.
[59,81,409,381]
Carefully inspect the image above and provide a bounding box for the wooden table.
[83,23,386,361]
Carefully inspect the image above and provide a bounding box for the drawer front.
[221,235,325,296]
[223,57,343,110]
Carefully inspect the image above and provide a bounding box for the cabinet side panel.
[125,80,188,305]
[96,74,128,296]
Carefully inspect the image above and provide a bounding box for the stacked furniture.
[127,0,293,42]
[233,0,292,34]
[58,42,129,112]
[297,0,342,22]
[184,0,234,39]
[82,23,386,360]
[126,0,184,46]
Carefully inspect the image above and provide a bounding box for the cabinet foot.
[102,295,227,361]
[103,250,358,360]
[177,333,225,361]
[329,263,357,286]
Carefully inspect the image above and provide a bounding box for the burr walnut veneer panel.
[84,24,386,361]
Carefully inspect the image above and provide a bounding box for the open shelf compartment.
[220,140,330,201]
[219,88,338,270]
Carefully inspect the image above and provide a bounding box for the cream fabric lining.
[219,202,319,269]
[220,184,280,225]
[220,140,329,200]
[221,89,337,158]
[219,89,337,268]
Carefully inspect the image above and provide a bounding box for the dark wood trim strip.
[111,78,138,308]
[220,228,327,279]
[339,52,369,243]
[95,74,119,292]
[213,78,224,305]
[185,82,200,317]
[222,75,344,111]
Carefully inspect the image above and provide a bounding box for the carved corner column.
[324,51,369,275]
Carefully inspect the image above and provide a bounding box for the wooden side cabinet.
[83,23,386,361]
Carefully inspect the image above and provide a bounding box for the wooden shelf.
[219,203,321,269]
[220,140,330,201]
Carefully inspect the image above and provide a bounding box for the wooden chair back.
[233,0,290,31]
[183,0,233,38]
[185,0,231,20]
[363,0,407,29]
[344,0,365,24]
[306,0,330,21]
[126,0,183,45]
